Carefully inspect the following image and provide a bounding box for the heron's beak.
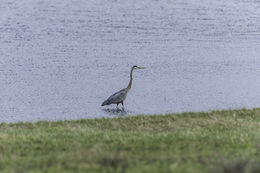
[137,67,146,69]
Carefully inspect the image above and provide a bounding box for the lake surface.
[0,0,260,122]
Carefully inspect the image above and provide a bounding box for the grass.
[0,108,260,173]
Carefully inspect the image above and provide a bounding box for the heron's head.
[132,65,146,70]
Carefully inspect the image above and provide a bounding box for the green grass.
[0,108,260,173]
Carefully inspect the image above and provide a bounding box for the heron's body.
[101,88,128,106]
[101,66,145,110]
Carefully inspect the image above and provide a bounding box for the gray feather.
[101,88,128,106]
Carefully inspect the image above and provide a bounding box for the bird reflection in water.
[101,108,128,116]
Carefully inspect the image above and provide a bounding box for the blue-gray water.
[0,0,260,122]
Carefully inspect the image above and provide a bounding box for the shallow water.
[0,0,260,122]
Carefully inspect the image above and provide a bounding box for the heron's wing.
[102,89,127,105]
[108,89,127,102]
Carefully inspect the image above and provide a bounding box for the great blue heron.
[101,65,145,110]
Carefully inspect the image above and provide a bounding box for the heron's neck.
[127,68,134,90]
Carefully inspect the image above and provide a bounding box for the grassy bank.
[0,109,260,173]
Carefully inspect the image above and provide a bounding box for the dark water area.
[0,0,260,122]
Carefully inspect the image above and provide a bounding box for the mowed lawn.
[0,108,260,173]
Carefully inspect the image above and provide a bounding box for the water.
[0,0,260,122]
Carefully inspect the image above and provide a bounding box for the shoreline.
[0,108,259,172]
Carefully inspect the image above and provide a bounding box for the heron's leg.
[121,102,125,111]
[116,103,119,110]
